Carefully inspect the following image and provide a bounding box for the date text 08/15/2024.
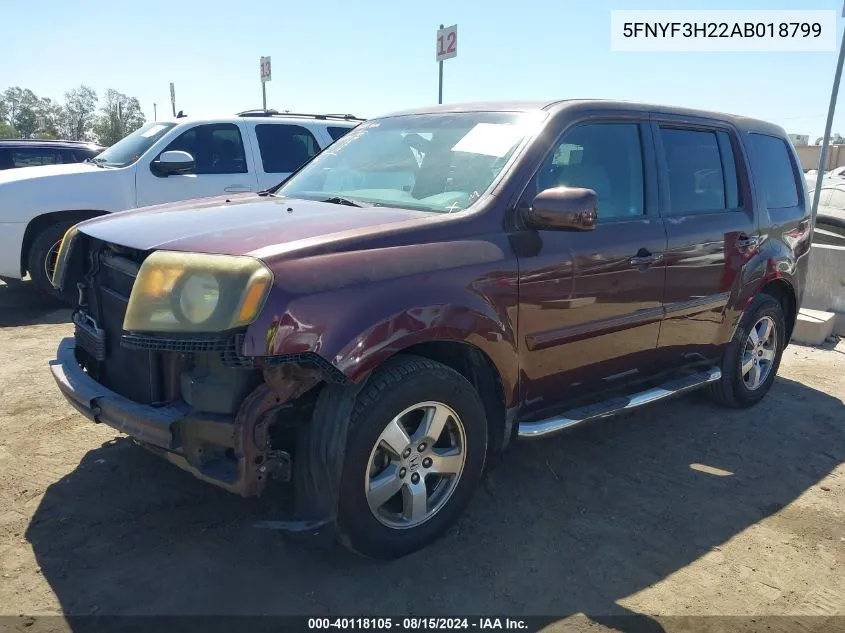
[307,618,528,630]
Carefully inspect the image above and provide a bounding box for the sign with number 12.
[436,24,457,62]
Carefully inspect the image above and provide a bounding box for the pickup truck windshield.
[276,111,544,213]
[94,122,177,167]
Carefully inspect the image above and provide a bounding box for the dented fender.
[241,236,521,407]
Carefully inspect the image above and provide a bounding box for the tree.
[62,85,98,141]
[13,89,39,138]
[92,89,145,146]
[0,121,16,138]
[3,87,24,130]
[35,97,63,138]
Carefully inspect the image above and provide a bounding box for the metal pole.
[262,82,267,111]
[812,19,845,221]
[153,103,157,121]
[438,61,443,104]
[438,23,444,104]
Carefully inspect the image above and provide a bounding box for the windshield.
[276,111,545,213]
[94,122,177,167]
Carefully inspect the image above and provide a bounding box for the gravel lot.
[0,279,843,631]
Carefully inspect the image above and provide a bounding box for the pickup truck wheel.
[27,221,75,299]
[708,293,785,408]
[336,356,487,559]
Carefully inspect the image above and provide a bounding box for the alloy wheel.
[365,401,466,529]
[742,316,777,391]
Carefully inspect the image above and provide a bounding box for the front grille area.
[75,241,163,404]
[122,332,240,353]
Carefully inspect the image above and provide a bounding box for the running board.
[517,367,722,439]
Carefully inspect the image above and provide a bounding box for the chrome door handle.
[224,185,253,193]
[629,253,663,267]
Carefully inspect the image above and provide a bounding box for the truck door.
[136,122,259,207]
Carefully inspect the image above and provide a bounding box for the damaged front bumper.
[49,336,288,497]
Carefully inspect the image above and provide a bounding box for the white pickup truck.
[0,111,361,295]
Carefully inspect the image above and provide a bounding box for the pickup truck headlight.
[124,252,273,333]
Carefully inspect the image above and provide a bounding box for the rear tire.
[27,221,75,300]
[335,356,488,559]
[708,293,785,408]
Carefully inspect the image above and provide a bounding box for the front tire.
[336,356,488,559]
[708,293,786,408]
[27,221,75,299]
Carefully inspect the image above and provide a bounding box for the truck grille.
[76,243,162,404]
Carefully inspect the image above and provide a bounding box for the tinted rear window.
[661,128,729,214]
[327,126,353,141]
[750,134,800,209]
[255,124,320,173]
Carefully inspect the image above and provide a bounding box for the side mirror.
[151,150,195,177]
[525,186,598,231]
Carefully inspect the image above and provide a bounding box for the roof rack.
[236,109,364,121]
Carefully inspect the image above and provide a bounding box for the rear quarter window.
[749,134,800,209]
[327,126,354,141]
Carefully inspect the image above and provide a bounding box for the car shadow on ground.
[25,376,845,629]
[0,279,70,327]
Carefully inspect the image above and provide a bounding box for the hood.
[76,195,432,257]
[0,161,103,184]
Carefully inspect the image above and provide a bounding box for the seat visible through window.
[535,122,644,220]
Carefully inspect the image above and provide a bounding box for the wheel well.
[761,279,797,342]
[398,341,508,453]
[20,210,106,276]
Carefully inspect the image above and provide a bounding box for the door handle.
[224,185,253,193]
[629,253,663,267]
[736,234,761,250]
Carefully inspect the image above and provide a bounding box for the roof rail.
[235,109,365,121]
[0,138,100,145]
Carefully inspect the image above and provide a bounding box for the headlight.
[123,252,273,333]
[176,273,220,324]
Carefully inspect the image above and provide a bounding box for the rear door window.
[659,128,741,214]
[749,134,800,209]
[255,124,320,173]
[10,147,66,167]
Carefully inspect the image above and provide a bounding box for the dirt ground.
[0,279,843,631]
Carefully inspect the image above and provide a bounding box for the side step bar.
[517,367,722,439]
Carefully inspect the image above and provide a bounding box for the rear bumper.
[49,337,246,494]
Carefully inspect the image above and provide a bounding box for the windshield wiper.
[86,157,107,168]
[322,196,370,208]
[256,189,277,197]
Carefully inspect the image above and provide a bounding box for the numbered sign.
[260,56,272,83]
[436,24,457,62]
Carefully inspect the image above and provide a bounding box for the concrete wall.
[795,144,845,172]
[800,242,845,335]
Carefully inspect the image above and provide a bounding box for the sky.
[0,0,842,139]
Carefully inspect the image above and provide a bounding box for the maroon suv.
[49,100,811,558]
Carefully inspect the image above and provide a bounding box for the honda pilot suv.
[49,100,811,559]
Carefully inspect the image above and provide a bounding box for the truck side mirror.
[525,186,598,231]
[151,150,195,177]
